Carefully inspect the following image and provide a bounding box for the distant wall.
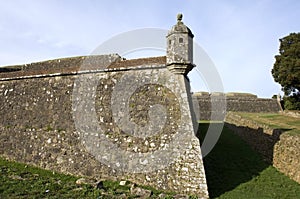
[193,92,281,120]
[0,55,208,197]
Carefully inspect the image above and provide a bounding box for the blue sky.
[0,0,299,97]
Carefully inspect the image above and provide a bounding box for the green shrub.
[283,94,300,110]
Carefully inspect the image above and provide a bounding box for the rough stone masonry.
[0,15,209,197]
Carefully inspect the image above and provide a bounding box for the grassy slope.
[199,122,300,199]
[0,157,175,198]
[234,112,300,135]
[0,157,96,198]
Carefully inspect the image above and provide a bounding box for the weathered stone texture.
[273,133,300,184]
[225,112,280,163]
[0,56,208,197]
[0,76,74,131]
[166,14,194,76]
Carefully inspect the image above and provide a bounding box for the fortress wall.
[273,133,300,184]
[225,112,300,184]
[0,75,74,130]
[193,92,281,120]
[0,57,208,197]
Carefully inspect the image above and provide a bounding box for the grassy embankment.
[199,120,300,198]
[232,112,300,135]
[0,159,175,198]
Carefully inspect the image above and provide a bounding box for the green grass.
[234,112,300,135]
[0,157,104,198]
[0,158,175,198]
[198,122,300,199]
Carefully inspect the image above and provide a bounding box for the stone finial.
[177,13,183,22]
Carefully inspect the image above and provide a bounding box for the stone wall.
[0,55,208,197]
[193,92,281,120]
[225,112,300,184]
[281,110,300,118]
[273,133,300,184]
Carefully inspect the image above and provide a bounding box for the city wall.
[193,92,281,120]
[0,55,208,197]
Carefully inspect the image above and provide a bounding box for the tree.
[271,32,300,110]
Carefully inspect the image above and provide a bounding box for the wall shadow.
[225,123,291,164]
[196,122,289,198]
